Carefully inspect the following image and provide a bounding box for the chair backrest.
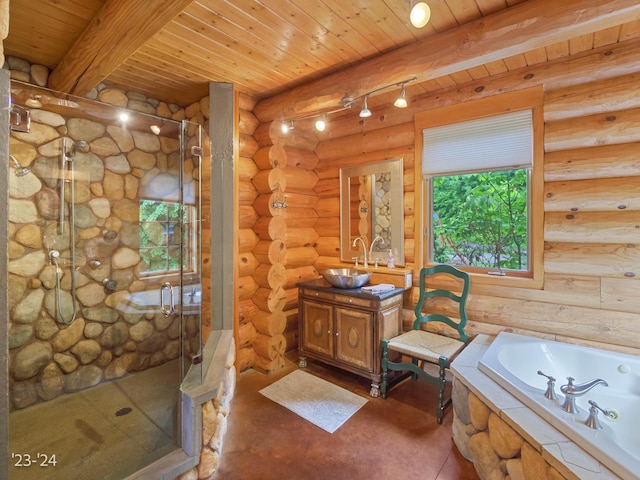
[413,264,470,342]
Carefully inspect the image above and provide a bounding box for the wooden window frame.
[139,200,197,278]
[414,86,544,289]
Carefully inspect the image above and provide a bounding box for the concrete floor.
[8,360,181,480]
[215,355,480,480]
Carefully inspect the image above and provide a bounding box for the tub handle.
[537,370,557,400]
[585,400,616,430]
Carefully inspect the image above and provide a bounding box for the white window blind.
[422,109,533,176]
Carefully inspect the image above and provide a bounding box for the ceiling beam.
[48,0,194,96]
[254,0,640,122]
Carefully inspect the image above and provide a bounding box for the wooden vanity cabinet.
[298,282,404,397]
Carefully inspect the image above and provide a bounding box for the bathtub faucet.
[537,371,557,400]
[560,377,608,414]
[585,399,617,430]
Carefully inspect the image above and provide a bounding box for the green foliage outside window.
[139,200,185,273]
[432,169,528,272]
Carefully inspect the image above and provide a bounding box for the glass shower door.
[7,81,202,480]
[179,120,203,384]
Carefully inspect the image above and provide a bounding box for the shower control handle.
[161,282,175,317]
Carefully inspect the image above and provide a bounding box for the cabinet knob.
[315,292,319,296]
[349,299,352,303]
[336,332,340,336]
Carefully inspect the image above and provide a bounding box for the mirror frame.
[339,157,404,267]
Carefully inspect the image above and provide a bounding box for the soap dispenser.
[387,249,395,269]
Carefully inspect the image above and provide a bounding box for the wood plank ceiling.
[4,0,640,109]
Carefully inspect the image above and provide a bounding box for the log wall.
[236,94,259,371]
[238,36,640,373]
[239,121,322,372]
[311,37,640,356]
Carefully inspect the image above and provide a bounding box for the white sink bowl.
[322,268,371,289]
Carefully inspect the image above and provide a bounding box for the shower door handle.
[160,282,175,317]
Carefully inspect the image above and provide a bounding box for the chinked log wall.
[312,36,640,356]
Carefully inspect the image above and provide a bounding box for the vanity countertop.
[298,278,405,300]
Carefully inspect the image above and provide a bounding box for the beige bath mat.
[259,370,368,434]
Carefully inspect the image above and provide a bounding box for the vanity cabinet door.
[301,300,334,358]
[335,307,373,371]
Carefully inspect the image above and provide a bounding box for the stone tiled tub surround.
[478,332,639,480]
[451,335,620,480]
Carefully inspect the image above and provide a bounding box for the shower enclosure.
[7,81,203,480]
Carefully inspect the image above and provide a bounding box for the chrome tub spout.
[560,377,608,414]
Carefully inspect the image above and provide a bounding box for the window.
[432,168,529,271]
[415,87,544,288]
[139,200,195,275]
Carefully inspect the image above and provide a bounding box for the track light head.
[394,85,408,108]
[315,116,327,132]
[280,120,295,134]
[359,96,372,118]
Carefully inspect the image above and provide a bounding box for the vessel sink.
[322,268,371,289]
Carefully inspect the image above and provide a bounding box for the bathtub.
[478,332,640,480]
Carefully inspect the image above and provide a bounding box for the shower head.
[69,140,90,156]
[10,154,30,177]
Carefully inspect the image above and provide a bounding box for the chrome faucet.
[537,371,557,400]
[352,237,368,268]
[585,399,617,430]
[369,235,383,268]
[560,377,608,414]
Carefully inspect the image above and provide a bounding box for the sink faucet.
[369,235,383,255]
[560,377,608,414]
[352,237,368,268]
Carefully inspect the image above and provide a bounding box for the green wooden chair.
[380,264,470,424]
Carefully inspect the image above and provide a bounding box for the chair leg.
[411,357,419,381]
[436,360,447,424]
[381,340,389,399]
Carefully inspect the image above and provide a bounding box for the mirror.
[340,158,404,266]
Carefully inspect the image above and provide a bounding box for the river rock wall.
[452,378,571,480]
[6,57,202,411]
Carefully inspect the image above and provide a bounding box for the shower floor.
[8,359,181,480]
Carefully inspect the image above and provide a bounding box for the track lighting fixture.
[410,2,431,28]
[394,85,408,108]
[315,115,327,132]
[280,120,295,134]
[279,77,417,134]
[359,96,372,118]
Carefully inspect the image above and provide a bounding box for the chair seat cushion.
[386,330,465,364]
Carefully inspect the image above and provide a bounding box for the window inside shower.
[139,200,198,274]
[7,80,204,480]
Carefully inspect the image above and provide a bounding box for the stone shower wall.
[6,53,231,480]
[6,58,202,411]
